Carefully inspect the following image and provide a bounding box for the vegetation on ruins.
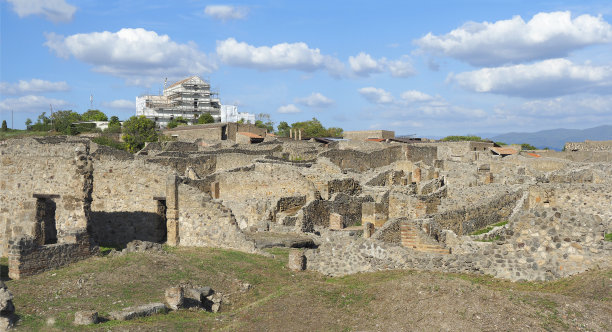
[288,117,343,137]
[121,115,158,152]
[167,116,189,129]
[50,110,84,135]
[91,135,126,150]
[495,141,507,146]
[469,221,508,236]
[521,143,537,150]
[0,120,6,132]
[197,113,215,124]
[81,109,108,121]
[441,135,483,142]
[105,116,122,133]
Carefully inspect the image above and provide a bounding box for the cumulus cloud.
[0,95,69,112]
[349,52,415,77]
[416,11,612,66]
[277,104,301,113]
[358,87,394,104]
[0,79,69,95]
[359,87,486,121]
[204,5,248,21]
[216,38,344,76]
[101,99,134,109]
[44,28,216,85]
[400,90,434,103]
[6,0,76,23]
[349,52,385,76]
[295,92,334,107]
[449,58,612,98]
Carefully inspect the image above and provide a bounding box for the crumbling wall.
[564,140,612,152]
[528,183,612,221]
[0,137,93,257]
[8,232,95,279]
[319,146,404,172]
[403,144,437,165]
[176,184,257,253]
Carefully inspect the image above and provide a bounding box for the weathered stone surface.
[109,303,168,321]
[74,310,98,325]
[288,249,306,271]
[164,287,184,310]
[244,232,315,249]
[124,240,163,253]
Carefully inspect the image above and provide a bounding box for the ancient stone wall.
[564,140,612,152]
[8,232,95,279]
[0,137,93,257]
[403,144,437,165]
[528,183,612,221]
[319,146,404,172]
[176,184,257,253]
[89,153,170,246]
[163,124,225,142]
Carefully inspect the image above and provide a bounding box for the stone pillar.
[361,202,387,227]
[288,249,306,271]
[484,172,494,184]
[289,129,293,139]
[165,286,184,310]
[413,168,422,183]
[329,213,344,230]
[433,170,439,179]
[74,311,98,326]
[298,130,302,141]
[363,222,375,238]
[210,181,220,199]
[166,175,180,246]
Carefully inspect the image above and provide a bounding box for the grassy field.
[0,129,56,141]
[2,247,610,331]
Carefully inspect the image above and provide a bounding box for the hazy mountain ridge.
[488,125,612,150]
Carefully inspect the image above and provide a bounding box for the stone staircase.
[400,221,450,254]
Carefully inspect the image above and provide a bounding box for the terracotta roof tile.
[490,147,518,155]
[237,132,263,139]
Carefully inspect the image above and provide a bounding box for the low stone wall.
[176,184,257,253]
[432,189,523,235]
[319,146,404,172]
[8,232,96,279]
[564,140,612,152]
[528,183,612,221]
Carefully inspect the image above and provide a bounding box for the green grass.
[605,233,612,242]
[0,129,57,141]
[470,221,508,236]
[1,257,8,280]
[440,135,483,142]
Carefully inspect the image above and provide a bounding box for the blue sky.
[1,0,612,137]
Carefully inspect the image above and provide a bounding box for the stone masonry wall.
[564,140,612,152]
[176,184,257,253]
[0,137,93,257]
[8,232,95,279]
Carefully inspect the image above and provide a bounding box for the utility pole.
[11,110,13,129]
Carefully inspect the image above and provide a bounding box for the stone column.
[289,129,293,139]
[288,249,306,271]
[298,130,302,141]
[210,181,220,199]
[329,213,344,230]
[363,222,375,238]
[166,175,180,246]
[413,168,422,183]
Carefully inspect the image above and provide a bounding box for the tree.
[1,120,7,132]
[290,117,343,138]
[51,110,82,134]
[255,113,274,133]
[276,121,290,137]
[105,116,122,133]
[122,115,158,152]
[441,135,483,142]
[25,118,32,129]
[81,109,108,121]
[198,113,215,124]
[29,112,52,131]
[167,116,189,129]
[520,143,537,150]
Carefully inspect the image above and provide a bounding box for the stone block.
[363,222,375,238]
[74,311,98,325]
[329,213,344,230]
[210,181,220,199]
[165,286,184,310]
[413,168,421,183]
[109,303,168,321]
[288,249,306,271]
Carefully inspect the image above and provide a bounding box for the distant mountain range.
[486,125,612,150]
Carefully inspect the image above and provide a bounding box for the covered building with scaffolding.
[136,76,221,128]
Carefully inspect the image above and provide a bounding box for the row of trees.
[25,109,120,135]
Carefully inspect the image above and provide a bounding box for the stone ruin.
[0,135,610,283]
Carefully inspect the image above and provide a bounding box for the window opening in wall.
[34,197,57,245]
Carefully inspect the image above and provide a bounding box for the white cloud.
[416,11,612,66]
[277,104,301,113]
[44,28,216,85]
[349,52,384,76]
[349,52,415,77]
[204,5,248,21]
[0,95,69,112]
[400,90,434,103]
[358,87,394,104]
[449,58,612,97]
[295,92,334,107]
[216,38,344,76]
[101,99,134,109]
[0,79,69,95]
[6,0,76,23]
